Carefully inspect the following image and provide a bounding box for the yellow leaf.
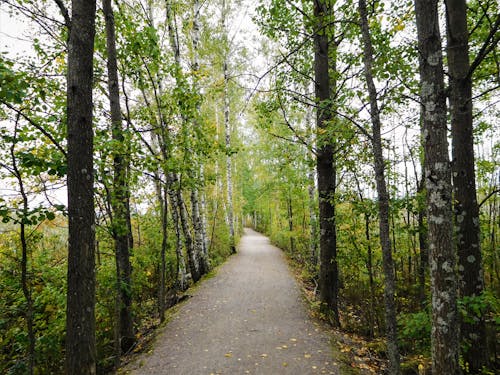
[282,362,288,367]
[304,354,312,358]
[225,353,232,358]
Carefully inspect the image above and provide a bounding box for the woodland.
[0,0,498,374]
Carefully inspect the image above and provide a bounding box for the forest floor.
[120,228,340,374]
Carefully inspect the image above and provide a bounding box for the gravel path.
[124,228,339,374]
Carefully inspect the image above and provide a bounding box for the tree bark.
[414,0,459,373]
[174,175,201,283]
[103,0,135,354]
[313,0,340,327]
[65,0,97,373]
[445,1,488,371]
[223,60,236,254]
[221,0,236,254]
[358,1,401,372]
[190,0,210,275]
[168,180,188,292]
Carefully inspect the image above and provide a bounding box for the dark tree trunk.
[65,0,97,373]
[11,121,35,375]
[313,0,340,327]
[358,0,401,372]
[103,0,135,354]
[414,0,460,373]
[287,194,295,253]
[445,1,488,371]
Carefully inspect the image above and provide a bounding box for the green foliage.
[397,310,431,354]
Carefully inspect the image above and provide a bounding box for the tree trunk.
[158,184,168,323]
[190,0,210,275]
[414,0,460,373]
[358,1,401,372]
[103,0,135,354]
[65,1,97,373]
[445,1,488,371]
[221,0,236,254]
[174,175,201,283]
[168,177,188,291]
[287,194,295,253]
[313,0,340,327]
[223,60,236,254]
[11,122,35,375]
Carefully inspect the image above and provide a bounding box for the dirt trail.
[124,228,339,374]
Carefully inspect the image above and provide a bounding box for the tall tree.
[102,0,135,354]
[358,0,401,372]
[313,0,340,326]
[65,0,97,373]
[445,1,488,371]
[414,0,459,373]
[221,0,236,254]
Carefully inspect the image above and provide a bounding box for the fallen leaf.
[282,362,288,367]
[224,353,232,358]
[304,354,312,358]
[260,353,268,358]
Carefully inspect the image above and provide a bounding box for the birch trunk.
[358,1,401,372]
[168,175,188,291]
[191,0,210,274]
[414,0,459,372]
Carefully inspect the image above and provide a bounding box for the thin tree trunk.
[313,0,340,327]
[414,0,459,373]
[174,175,201,283]
[11,120,35,375]
[65,0,97,373]
[358,1,401,372]
[103,0,135,354]
[445,1,488,371]
[223,61,236,254]
[287,193,295,253]
[190,0,209,275]
[159,185,168,322]
[168,178,188,291]
[221,0,236,254]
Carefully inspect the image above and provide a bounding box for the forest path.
[124,228,339,374]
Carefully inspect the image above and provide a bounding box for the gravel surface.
[123,228,339,374]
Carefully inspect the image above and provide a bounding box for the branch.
[479,188,499,209]
[468,13,500,79]
[277,94,316,155]
[0,99,67,158]
[53,0,71,29]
